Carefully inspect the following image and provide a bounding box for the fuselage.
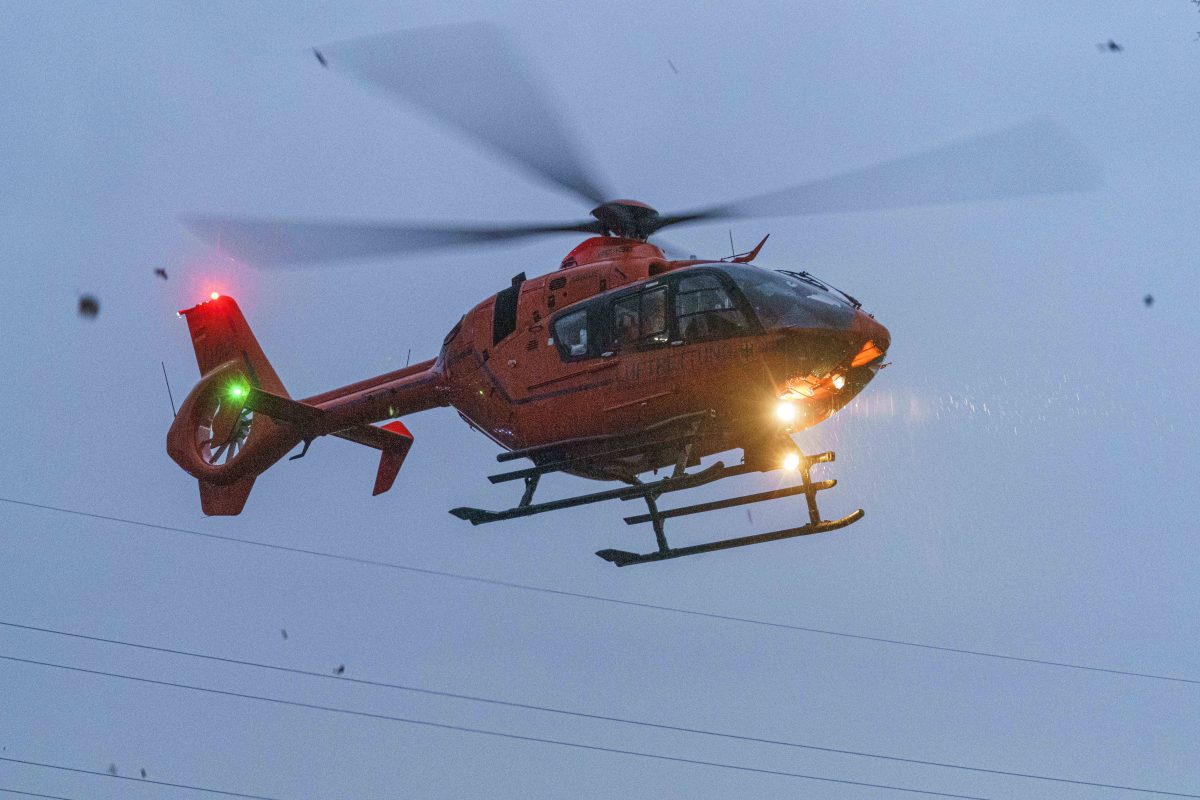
[436,237,890,463]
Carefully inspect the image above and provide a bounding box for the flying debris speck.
[78,295,100,318]
[154,267,168,280]
[281,628,288,639]
[334,664,345,675]
[1144,294,1154,307]
[1097,39,1123,52]
[107,763,118,776]
[141,768,147,778]
[667,59,678,74]
[314,48,327,67]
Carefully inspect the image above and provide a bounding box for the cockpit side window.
[552,307,593,361]
[675,273,749,343]
[611,286,669,350]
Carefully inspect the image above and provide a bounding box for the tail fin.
[168,295,299,515]
[180,294,287,397]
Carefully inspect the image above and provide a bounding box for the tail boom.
[167,295,443,514]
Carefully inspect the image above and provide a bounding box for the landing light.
[782,452,801,471]
[210,292,221,301]
[832,374,846,390]
[775,401,798,423]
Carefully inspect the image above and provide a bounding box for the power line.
[3,495,1197,687]
[0,652,997,800]
[2,619,1193,799]
[0,787,79,800]
[0,755,283,800]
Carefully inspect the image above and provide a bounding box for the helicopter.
[167,24,1098,566]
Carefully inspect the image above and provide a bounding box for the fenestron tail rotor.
[196,392,254,467]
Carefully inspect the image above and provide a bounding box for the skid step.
[450,462,750,525]
[596,510,864,567]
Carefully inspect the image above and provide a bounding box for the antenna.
[405,348,411,367]
[728,230,736,258]
[161,361,177,417]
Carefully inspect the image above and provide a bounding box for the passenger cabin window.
[611,286,669,350]
[553,308,591,360]
[675,273,748,342]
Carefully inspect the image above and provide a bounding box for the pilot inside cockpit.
[676,273,747,342]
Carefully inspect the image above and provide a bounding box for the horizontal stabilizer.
[242,383,414,495]
[245,387,324,431]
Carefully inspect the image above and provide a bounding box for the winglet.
[372,421,414,495]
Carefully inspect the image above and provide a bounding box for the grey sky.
[2,1,1198,798]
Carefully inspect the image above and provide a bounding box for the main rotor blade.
[654,119,1101,230]
[320,23,611,206]
[182,216,601,267]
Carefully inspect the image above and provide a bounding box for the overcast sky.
[2,2,1199,798]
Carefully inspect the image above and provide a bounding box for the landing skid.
[596,511,864,567]
[449,413,863,566]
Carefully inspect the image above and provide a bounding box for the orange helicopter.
[167,24,1098,565]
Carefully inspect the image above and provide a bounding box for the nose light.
[775,401,798,423]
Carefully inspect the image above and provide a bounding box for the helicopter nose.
[853,310,890,355]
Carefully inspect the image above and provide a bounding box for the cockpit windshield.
[721,263,857,331]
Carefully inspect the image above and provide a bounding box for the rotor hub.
[590,200,661,240]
